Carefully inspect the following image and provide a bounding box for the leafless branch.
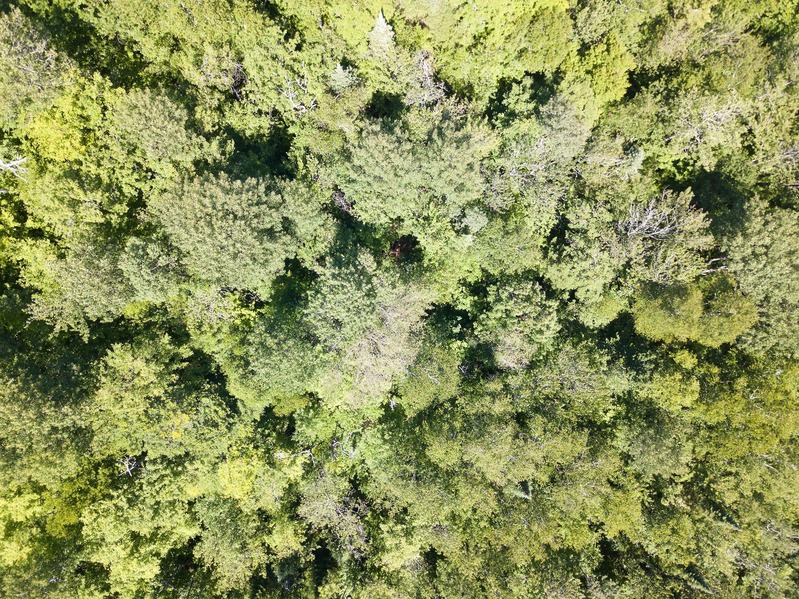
[0,156,28,181]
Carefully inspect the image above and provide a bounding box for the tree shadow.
[364,91,405,121]
[690,167,750,242]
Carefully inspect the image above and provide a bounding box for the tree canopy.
[1,1,799,597]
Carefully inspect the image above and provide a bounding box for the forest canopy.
[1,0,799,597]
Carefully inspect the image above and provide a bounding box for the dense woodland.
[1,0,799,597]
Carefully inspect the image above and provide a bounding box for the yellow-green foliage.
[1,1,799,597]
[634,274,758,347]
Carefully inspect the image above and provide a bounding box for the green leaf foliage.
[1,1,799,598]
